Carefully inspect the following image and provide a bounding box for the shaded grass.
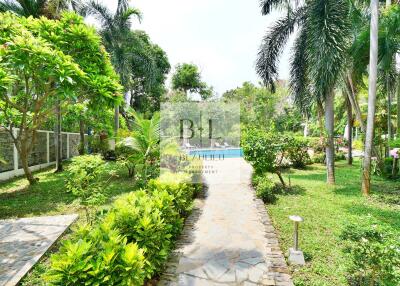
[267,159,400,286]
[0,162,136,220]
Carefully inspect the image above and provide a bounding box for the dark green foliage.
[312,152,325,164]
[88,136,110,157]
[335,151,346,161]
[171,63,204,94]
[341,223,400,286]
[286,136,311,169]
[252,174,277,204]
[66,155,110,222]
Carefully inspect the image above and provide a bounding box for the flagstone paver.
[0,214,78,286]
[159,158,293,285]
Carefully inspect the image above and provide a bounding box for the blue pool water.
[189,148,243,158]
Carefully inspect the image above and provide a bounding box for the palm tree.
[85,0,142,138]
[362,0,379,195]
[256,0,352,184]
[0,0,85,18]
[117,109,160,179]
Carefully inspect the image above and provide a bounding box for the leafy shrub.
[286,136,311,169]
[389,137,400,148]
[353,139,364,150]
[335,151,346,161]
[309,137,325,153]
[66,155,108,222]
[88,136,109,156]
[47,223,145,286]
[340,223,400,286]
[255,177,277,203]
[312,152,325,164]
[148,172,197,216]
[49,170,199,284]
[104,190,177,277]
[242,129,289,186]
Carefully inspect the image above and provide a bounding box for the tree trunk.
[325,91,335,184]
[345,75,365,131]
[345,94,353,165]
[397,77,400,138]
[317,100,325,140]
[362,0,379,196]
[386,75,392,156]
[79,119,85,155]
[55,100,63,172]
[276,171,286,188]
[114,105,119,138]
[18,140,36,185]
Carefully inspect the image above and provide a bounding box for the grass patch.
[267,159,400,286]
[0,162,136,220]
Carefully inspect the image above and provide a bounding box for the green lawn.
[0,162,135,220]
[268,160,400,286]
[0,162,137,286]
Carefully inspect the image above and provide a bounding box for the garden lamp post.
[288,215,305,265]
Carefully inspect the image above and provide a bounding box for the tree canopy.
[0,11,122,183]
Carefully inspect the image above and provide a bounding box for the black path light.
[288,215,305,265]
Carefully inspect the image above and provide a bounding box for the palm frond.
[290,27,312,113]
[86,0,114,30]
[306,0,351,100]
[256,7,305,92]
[0,0,24,14]
[0,0,46,17]
[260,0,287,15]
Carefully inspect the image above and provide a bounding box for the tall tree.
[256,0,351,184]
[362,0,379,195]
[86,0,141,137]
[127,30,170,115]
[0,12,121,184]
[0,0,86,171]
[172,63,208,98]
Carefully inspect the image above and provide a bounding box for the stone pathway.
[0,214,78,286]
[159,158,293,285]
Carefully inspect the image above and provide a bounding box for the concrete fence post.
[12,129,18,171]
[47,132,50,163]
[66,133,70,159]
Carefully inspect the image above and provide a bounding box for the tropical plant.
[86,0,168,131]
[0,0,85,18]
[341,222,400,286]
[242,129,290,187]
[47,223,146,286]
[171,63,212,99]
[66,155,112,222]
[127,30,170,114]
[0,0,88,171]
[256,0,352,184]
[116,110,160,181]
[252,173,278,204]
[0,12,121,184]
[286,136,311,169]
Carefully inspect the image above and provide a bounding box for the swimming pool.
[188,148,243,158]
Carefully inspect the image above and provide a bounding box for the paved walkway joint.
[159,158,293,285]
[0,214,78,286]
